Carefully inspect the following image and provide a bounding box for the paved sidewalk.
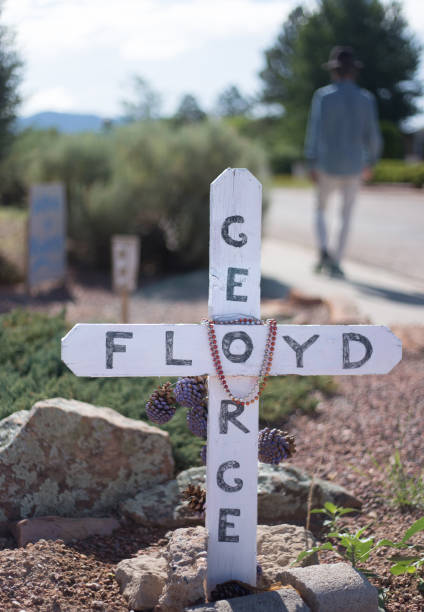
[261,237,424,326]
[266,185,424,284]
[261,185,424,325]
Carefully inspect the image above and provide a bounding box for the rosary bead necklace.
[201,316,277,406]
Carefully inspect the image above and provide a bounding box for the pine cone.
[187,405,208,439]
[175,376,207,408]
[145,381,176,424]
[258,427,296,464]
[181,484,206,515]
[210,580,254,601]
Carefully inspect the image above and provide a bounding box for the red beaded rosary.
[201,316,277,406]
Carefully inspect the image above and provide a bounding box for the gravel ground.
[0,277,423,611]
[289,346,424,612]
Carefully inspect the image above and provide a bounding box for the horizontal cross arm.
[62,323,402,377]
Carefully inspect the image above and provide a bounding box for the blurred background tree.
[215,85,252,117]
[0,2,22,160]
[122,76,162,122]
[260,0,422,148]
[173,94,206,125]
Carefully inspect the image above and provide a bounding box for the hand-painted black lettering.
[221,216,247,248]
[222,331,253,363]
[343,333,373,369]
[106,331,133,369]
[226,267,248,302]
[220,401,250,434]
[283,334,319,368]
[218,508,240,542]
[217,460,243,492]
[166,331,192,366]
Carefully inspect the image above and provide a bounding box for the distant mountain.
[16,111,114,133]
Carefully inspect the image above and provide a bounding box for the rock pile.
[115,523,317,610]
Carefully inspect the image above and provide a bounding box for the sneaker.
[314,250,332,274]
[329,261,345,278]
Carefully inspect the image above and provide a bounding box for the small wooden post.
[121,290,129,324]
[111,235,140,324]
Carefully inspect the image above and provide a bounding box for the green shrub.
[372,159,424,187]
[224,115,303,174]
[0,310,336,472]
[5,122,268,273]
[380,121,404,159]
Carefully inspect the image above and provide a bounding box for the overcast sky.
[3,0,424,123]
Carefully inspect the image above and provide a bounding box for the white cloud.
[3,0,289,115]
[4,0,286,62]
[3,0,424,118]
[23,86,77,115]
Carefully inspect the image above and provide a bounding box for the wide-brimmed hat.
[322,46,363,70]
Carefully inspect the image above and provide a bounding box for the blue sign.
[28,184,66,290]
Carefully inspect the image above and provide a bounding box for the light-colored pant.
[315,171,361,263]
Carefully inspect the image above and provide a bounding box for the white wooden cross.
[62,168,401,592]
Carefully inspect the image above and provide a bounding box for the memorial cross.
[62,168,401,592]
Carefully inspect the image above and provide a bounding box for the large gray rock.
[115,524,316,611]
[121,466,206,527]
[257,464,361,523]
[0,398,174,521]
[121,464,360,527]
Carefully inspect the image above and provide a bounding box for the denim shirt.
[304,81,382,176]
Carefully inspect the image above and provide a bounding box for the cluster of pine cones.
[145,376,208,462]
[145,376,296,466]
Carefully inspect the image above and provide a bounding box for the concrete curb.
[185,563,378,612]
[278,563,378,611]
[186,586,310,611]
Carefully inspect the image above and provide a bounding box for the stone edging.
[186,563,378,612]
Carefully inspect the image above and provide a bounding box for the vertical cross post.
[206,168,262,590]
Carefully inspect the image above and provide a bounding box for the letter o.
[222,331,253,363]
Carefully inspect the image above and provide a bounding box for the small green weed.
[386,451,424,511]
[297,505,424,593]
[368,450,424,511]
[310,501,358,531]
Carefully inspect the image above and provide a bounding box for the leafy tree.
[260,0,422,137]
[215,85,251,117]
[173,94,206,125]
[0,4,22,159]
[122,76,162,121]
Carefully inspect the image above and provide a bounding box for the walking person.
[305,46,382,277]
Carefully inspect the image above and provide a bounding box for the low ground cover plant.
[0,309,335,471]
